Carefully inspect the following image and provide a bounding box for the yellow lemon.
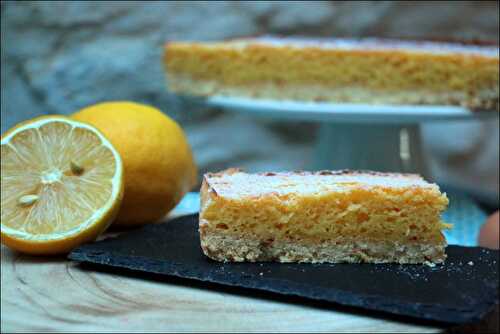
[73,101,197,226]
[1,116,124,255]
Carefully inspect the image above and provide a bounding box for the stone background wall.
[1,1,499,203]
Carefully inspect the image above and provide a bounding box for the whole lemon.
[73,101,197,226]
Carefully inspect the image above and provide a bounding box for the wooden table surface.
[2,242,448,333]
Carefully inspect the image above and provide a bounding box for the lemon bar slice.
[164,36,499,110]
[199,169,450,264]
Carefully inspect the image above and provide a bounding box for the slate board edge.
[68,248,495,325]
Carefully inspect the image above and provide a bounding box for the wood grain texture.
[1,243,444,332]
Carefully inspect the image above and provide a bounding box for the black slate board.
[69,214,499,324]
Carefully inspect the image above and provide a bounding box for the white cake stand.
[205,96,497,180]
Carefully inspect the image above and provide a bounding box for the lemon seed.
[70,161,84,175]
[18,195,39,207]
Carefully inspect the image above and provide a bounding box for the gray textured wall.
[1,1,499,201]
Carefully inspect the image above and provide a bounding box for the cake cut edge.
[199,169,449,264]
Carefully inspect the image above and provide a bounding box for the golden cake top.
[168,35,499,57]
[204,169,442,199]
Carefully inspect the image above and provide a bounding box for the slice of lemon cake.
[199,169,450,264]
[164,36,499,110]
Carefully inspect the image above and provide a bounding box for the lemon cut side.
[1,116,124,255]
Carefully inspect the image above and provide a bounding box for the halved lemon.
[1,116,124,255]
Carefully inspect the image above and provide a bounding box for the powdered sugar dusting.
[206,170,439,199]
[230,35,499,57]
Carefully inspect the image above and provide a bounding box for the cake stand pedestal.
[314,123,429,176]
